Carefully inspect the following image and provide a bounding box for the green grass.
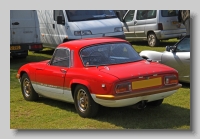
[10,39,190,129]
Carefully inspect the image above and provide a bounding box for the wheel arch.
[70,79,91,99]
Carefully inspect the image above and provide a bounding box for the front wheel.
[74,85,99,118]
[21,73,39,101]
[147,33,160,47]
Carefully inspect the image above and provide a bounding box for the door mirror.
[166,46,175,52]
[57,16,65,25]
[166,46,171,52]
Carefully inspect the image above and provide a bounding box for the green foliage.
[10,40,190,129]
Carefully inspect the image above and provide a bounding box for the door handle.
[12,22,19,25]
[60,69,66,73]
[134,21,137,25]
[53,24,55,29]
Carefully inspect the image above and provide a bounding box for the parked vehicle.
[10,10,43,58]
[139,35,190,83]
[36,10,125,48]
[16,37,182,118]
[118,10,186,47]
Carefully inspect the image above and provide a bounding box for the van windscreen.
[66,10,117,22]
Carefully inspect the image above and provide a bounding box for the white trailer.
[10,10,43,58]
[36,10,125,48]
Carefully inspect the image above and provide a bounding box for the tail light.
[29,44,43,50]
[116,82,132,94]
[164,75,178,85]
[158,23,163,30]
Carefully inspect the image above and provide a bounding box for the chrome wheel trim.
[77,89,89,112]
[23,78,32,97]
[148,34,156,46]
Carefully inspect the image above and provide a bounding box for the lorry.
[10,10,43,58]
[35,10,125,48]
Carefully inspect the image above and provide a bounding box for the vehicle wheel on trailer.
[147,99,164,107]
[147,33,160,47]
[74,85,99,118]
[21,73,39,101]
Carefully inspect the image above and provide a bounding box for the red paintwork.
[17,37,179,96]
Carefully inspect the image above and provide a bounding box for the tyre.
[147,99,164,107]
[147,33,160,47]
[21,73,39,101]
[74,85,99,118]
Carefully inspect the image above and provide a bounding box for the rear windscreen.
[161,10,178,17]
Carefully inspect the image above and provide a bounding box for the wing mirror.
[166,46,171,52]
[57,15,65,25]
[166,45,176,52]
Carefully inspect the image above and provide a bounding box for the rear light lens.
[164,75,178,85]
[158,23,163,30]
[116,82,132,93]
[30,44,43,49]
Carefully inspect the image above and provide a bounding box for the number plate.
[172,21,179,24]
[132,77,162,90]
[10,46,21,50]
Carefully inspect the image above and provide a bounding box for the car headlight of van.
[74,30,92,36]
[114,27,123,32]
[116,82,132,94]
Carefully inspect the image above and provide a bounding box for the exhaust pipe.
[137,100,147,109]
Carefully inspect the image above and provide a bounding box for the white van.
[36,10,125,48]
[10,10,43,58]
[118,10,186,46]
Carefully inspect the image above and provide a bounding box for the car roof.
[57,37,128,50]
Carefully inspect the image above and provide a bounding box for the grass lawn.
[10,39,190,129]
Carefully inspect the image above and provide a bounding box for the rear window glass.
[161,10,178,17]
[80,42,142,66]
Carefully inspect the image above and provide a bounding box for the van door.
[159,10,185,30]
[10,10,37,44]
[53,10,68,45]
[121,10,136,40]
[134,10,147,38]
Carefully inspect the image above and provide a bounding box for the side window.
[161,10,178,17]
[136,10,156,20]
[146,10,156,19]
[175,38,190,52]
[51,48,70,67]
[124,10,135,22]
[54,10,64,21]
[136,10,147,20]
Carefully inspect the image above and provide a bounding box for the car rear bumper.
[91,84,182,107]
[155,30,186,40]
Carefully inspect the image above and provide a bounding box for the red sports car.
[16,37,182,118]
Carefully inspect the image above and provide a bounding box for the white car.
[139,35,190,83]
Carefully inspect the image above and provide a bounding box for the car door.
[161,37,190,82]
[121,10,136,40]
[35,48,70,96]
[10,10,38,44]
[134,10,147,38]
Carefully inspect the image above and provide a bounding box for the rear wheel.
[147,33,160,47]
[147,99,164,107]
[21,73,39,101]
[74,85,99,118]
